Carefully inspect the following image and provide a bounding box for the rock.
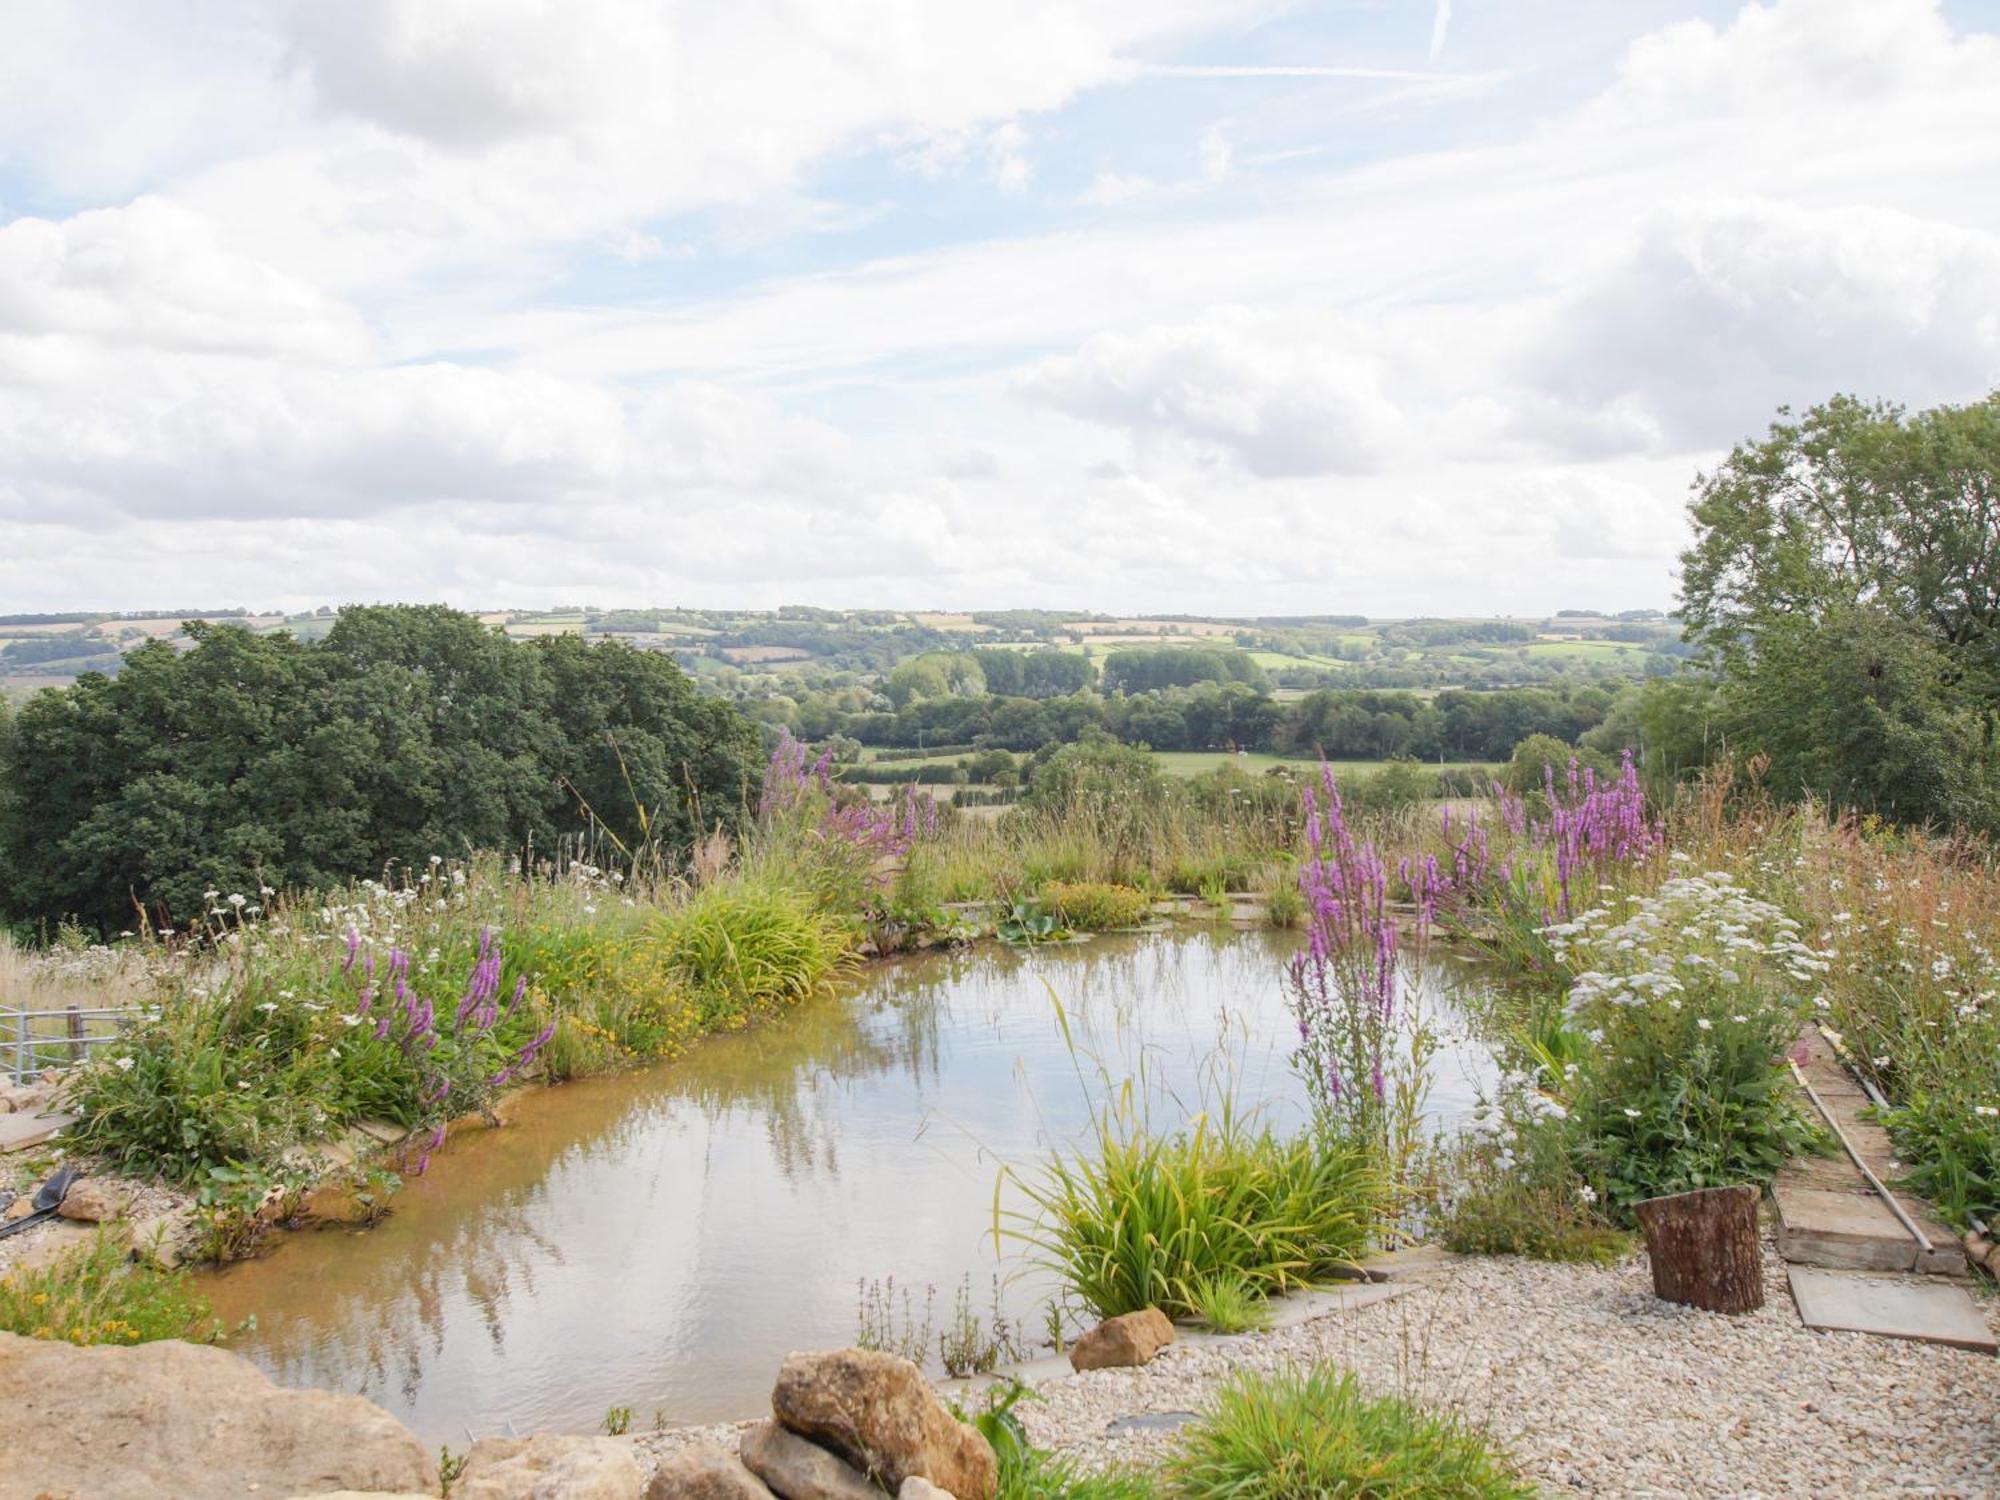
[1962,1231,1993,1267]
[288,1493,438,1499]
[771,1348,996,1500]
[648,1442,780,1500]
[1068,1308,1176,1371]
[2,1195,32,1221]
[458,1434,644,1499]
[127,1211,188,1269]
[740,1419,883,1500]
[898,1481,957,1500]
[56,1177,122,1223]
[0,1330,434,1498]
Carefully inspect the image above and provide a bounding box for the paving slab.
[1788,1266,1997,1353]
[1105,1412,1197,1435]
[0,1111,76,1154]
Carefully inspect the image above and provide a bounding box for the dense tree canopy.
[0,607,761,930]
[1681,393,2000,831]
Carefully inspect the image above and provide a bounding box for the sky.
[0,0,1996,618]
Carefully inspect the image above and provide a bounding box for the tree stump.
[1632,1185,1764,1314]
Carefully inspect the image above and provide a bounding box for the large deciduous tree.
[1680,392,2000,829]
[0,607,762,930]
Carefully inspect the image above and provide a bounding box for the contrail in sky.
[1430,0,1453,62]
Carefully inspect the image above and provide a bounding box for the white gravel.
[1015,1244,1999,1498]
[617,1239,2000,1497]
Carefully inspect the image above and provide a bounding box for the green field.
[1149,751,1499,778]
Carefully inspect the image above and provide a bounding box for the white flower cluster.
[1546,872,1828,1019]
[1467,1066,1569,1171]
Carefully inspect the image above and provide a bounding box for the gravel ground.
[1019,1244,1999,1498]
[635,1241,1998,1498]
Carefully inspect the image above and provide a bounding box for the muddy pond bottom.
[205,929,1492,1444]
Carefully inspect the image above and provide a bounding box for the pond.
[204,928,1494,1445]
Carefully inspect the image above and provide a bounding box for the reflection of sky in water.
[205,930,1493,1444]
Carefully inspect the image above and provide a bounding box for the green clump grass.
[1012,1090,1377,1321]
[1167,1365,1536,1500]
[1183,1270,1273,1334]
[650,881,856,1026]
[0,1229,215,1347]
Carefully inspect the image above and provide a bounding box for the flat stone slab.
[1105,1411,1197,1435]
[1788,1266,1997,1353]
[0,1111,76,1154]
[1774,1182,1917,1272]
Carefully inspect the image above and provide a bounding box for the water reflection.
[205,930,1490,1443]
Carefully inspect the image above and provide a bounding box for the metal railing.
[5,1006,139,1084]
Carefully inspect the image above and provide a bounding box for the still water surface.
[205,929,1491,1443]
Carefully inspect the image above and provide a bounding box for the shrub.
[1167,1366,1535,1500]
[1013,1101,1377,1320]
[1440,1084,1628,1264]
[0,1230,215,1346]
[1547,870,1828,1212]
[1039,881,1152,932]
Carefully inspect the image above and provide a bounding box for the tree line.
[0,606,760,931]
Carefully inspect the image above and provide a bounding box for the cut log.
[1632,1184,1764,1314]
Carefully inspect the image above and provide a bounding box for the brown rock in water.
[771,1348,997,1500]
[1068,1308,1176,1371]
[0,1330,435,1498]
[648,1442,781,1500]
[56,1177,122,1223]
[741,1419,884,1500]
[458,1434,643,1499]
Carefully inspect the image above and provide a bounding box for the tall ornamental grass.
[1011,1096,1378,1320]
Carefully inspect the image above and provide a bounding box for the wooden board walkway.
[1774,1029,1966,1277]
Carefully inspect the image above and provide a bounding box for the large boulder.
[648,1442,779,1500]
[740,1419,883,1500]
[770,1349,995,1500]
[0,1330,434,1498]
[897,1481,957,1500]
[1068,1308,1175,1371]
[457,1434,643,1499]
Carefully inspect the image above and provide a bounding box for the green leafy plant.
[1548,872,1828,1212]
[0,1229,216,1346]
[998,901,1067,945]
[1168,1365,1535,1500]
[602,1405,634,1437]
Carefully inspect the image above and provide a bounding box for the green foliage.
[1166,1366,1535,1500]
[1549,873,1826,1212]
[1884,1091,2000,1229]
[1680,391,2000,831]
[602,1406,634,1437]
[997,901,1068,945]
[1183,1271,1272,1334]
[1440,1096,1628,1265]
[0,606,762,931]
[1012,1101,1378,1320]
[0,1229,215,1346]
[1039,881,1152,932]
[650,882,855,1027]
[967,1383,1161,1500]
[1102,646,1268,695]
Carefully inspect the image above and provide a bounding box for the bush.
[0,1230,214,1346]
[1440,1085,1628,1264]
[1167,1366,1535,1500]
[1014,1102,1378,1320]
[1547,871,1828,1212]
[1039,881,1152,932]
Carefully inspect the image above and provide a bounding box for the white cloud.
[0,0,1995,615]
[1519,199,2000,452]
[1017,310,1408,477]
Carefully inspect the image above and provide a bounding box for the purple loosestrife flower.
[341,927,360,975]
